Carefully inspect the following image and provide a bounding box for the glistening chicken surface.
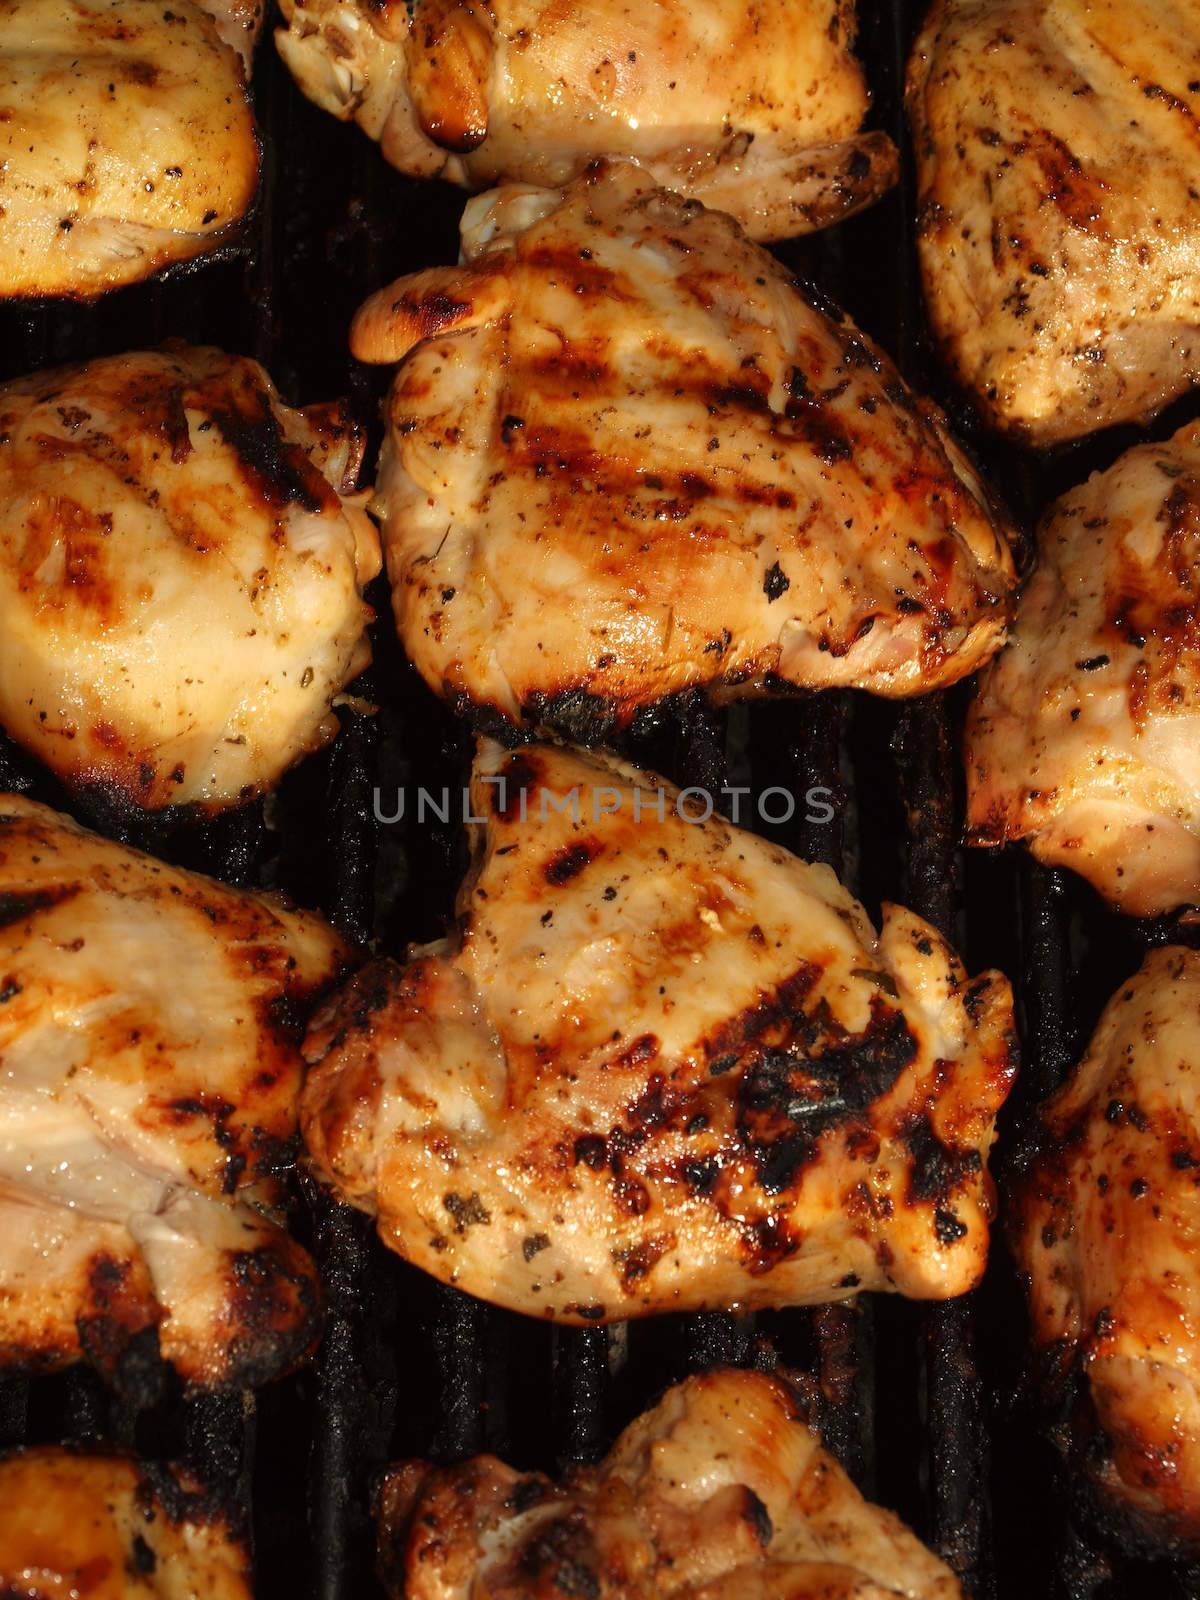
[377,1368,962,1599]
[0,346,381,812]
[966,419,1200,916]
[1012,946,1200,1549]
[303,740,1016,1323]
[0,793,351,1387]
[352,161,1017,735]
[276,0,897,241]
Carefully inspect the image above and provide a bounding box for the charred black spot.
[737,998,919,1195]
[506,1475,552,1514]
[934,1206,968,1245]
[130,1535,157,1576]
[904,1112,983,1207]
[544,840,598,886]
[763,561,790,601]
[518,1512,601,1598]
[520,687,622,746]
[522,1233,550,1261]
[443,1192,491,1232]
[742,1487,774,1546]
[573,1134,608,1170]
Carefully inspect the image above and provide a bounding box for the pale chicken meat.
[275,0,897,243]
[965,421,1200,916]
[0,346,381,812]
[1012,946,1200,1549]
[351,162,1017,732]
[377,1368,961,1600]
[0,792,351,1387]
[303,741,1016,1324]
[0,1447,252,1600]
[908,0,1200,446]
[0,0,263,298]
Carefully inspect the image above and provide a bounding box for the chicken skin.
[0,0,262,299]
[0,1447,252,1600]
[965,421,1200,916]
[908,0,1200,446]
[0,346,381,813]
[351,162,1017,733]
[303,741,1016,1324]
[377,1368,960,1600]
[1012,946,1200,1550]
[0,792,351,1388]
[275,0,897,243]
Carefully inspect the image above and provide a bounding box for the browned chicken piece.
[377,1368,961,1599]
[0,792,352,1388]
[965,420,1200,917]
[1012,946,1200,1550]
[351,162,1017,733]
[275,0,897,243]
[0,346,381,813]
[303,740,1016,1324]
[0,1447,252,1600]
[908,0,1200,446]
[0,0,263,299]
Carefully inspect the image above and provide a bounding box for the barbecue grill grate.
[2,3,1199,1597]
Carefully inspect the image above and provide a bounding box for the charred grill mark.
[207,387,335,516]
[544,838,601,886]
[224,1238,322,1388]
[903,1111,984,1209]
[0,883,80,928]
[494,752,541,819]
[736,999,919,1195]
[75,1256,160,1396]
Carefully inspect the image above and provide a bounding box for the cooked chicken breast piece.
[351,162,1017,733]
[0,1447,252,1600]
[965,421,1200,917]
[908,0,1200,446]
[1012,946,1200,1549]
[303,740,1016,1323]
[0,0,262,299]
[275,0,897,242]
[0,346,381,813]
[377,1368,960,1599]
[0,792,351,1388]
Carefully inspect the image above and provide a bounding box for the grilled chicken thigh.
[0,792,350,1387]
[378,1369,960,1600]
[0,1448,252,1600]
[0,346,381,812]
[966,422,1200,916]
[276,0,897,242]
[909,0,1200,446]
[303,741,1016,1323]
[1012,946,1200,1548]
[0,0,262,299]
[352,162,1017,731]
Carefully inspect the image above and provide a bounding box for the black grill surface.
[0,4,1197,1598]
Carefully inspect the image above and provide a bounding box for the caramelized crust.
[352,162,1017,732]
[276,0,896,241]
[0,1447,252,1600]
[966,419,1200,915]
[1012,947,1200,1549]
[0,346,381,812]
[0,0,261,299]
[0,793,351,1387]
[303,741,1016,1323]
[909,0,1200,444]
[377,1369,961,1599]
